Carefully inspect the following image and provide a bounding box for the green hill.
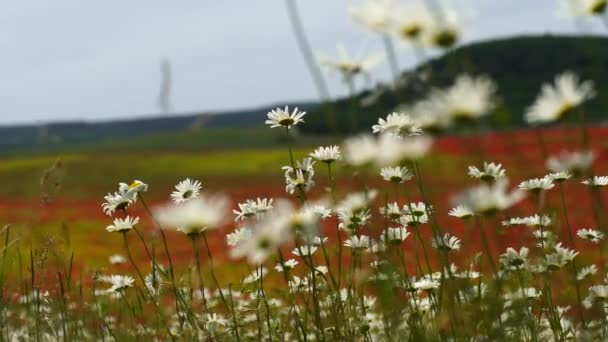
[304,34,608,133]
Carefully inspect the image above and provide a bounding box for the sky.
[0,0,604,125]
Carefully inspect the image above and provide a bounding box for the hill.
[303,34,608,133]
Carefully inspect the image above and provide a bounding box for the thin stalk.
[190,235,209,312]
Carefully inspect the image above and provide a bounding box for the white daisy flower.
[375,134,432,167]
[156,195,230,236]
[577,265,598,281]
[380,166,413,183]
[577,228,604,243]
[309,146,341,163]
[320,46,383,83]
[372,112,423,137]
[525,71,595,124]
[423,9,462,49]
[349,0,398,33]
[455,179,525,215]
[105,275,135,294]
[429,74,497,122]
[413,277,440,291]
[105,216,139,234]
[584,0,607,14]
[582,176,608,187]
[544,243,578,270]
[468,162,506,182]
[282,157,315,195]
[412,98,452,133]
[381,227,410,244]
[226,227,253,247]
[170,178,202,204]
[102,180,148,216]
[233,198,274,221]
[379,202,402,220]
[403,202,431,217]
[108,254,127,265]
[243,268,268,284]
[275,259,299,272]
[583,285,608,309]
[545,171,572,182]
[500,247,529,270]
[265,106,306,129]
[546,150,594,175]
[431,233,461,252]
[292,245,318,257]
[394,2,433,41]
[343,235,372,250]
[519,177,555,192]
[504,214,552,228]
[448,205,474,219]
[343,134,378,167]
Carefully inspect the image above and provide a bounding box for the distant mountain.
[303,34,608,133]
[0,102,317,154]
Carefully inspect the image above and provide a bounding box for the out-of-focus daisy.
[394,2,433,41]
[320,46,383,84]
[577,265,598,281]
[226,227,253,247]
[431,233,461,252]
[109,254,127,265]
[413,277,440,291]
[374,134,433,167]
[448,205,474,219]
[545,171,572,183]
[105,216,139,234]
[265,106,306,130]
[584,0,608,14]
[499,247,529,270]
[381,227,410,245]
[519,177,555,193]
[156,195,230,236]
[423,10,462,49]
[275,259,299,273]
[379,202,402,219]
[104,275,135,294]
[282,157,315,195]
[582,176,608,187]
[431,74,497,122]
[577,228,604,243]
[372,112,422,137]
[412,98,452,133]
[468,162,506,182]
[343,134,378,167]
[233,198,273,221]
[343,235,372,250]
[503,214,552,228]
[546,150,594,175]
[349,0,399,33]
[170,178,202,204]
[454,179,525,215]
[525,72,595,124]
[544,243,578,270]
[292,245,318,257]
[583,284,608,309]
[243,268,268,284]
[102,180,148,216]
[380,166,413,183]
[309,146,341,164]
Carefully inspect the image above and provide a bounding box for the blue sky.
[0,0,603,124]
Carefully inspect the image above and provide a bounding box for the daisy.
[102,180,148,216]
[349,0,398,33]
[343,134,378,166]
[282,157,315,195]
[582,176,608,187]
[233,198,274,221]
[170,178,202,204]
[431,74,497,122]
[105,275,135,294]
[424,10,462,49]
[275,259,299,272]
[412,98,452,133]
[431,233,461,252]
[583,285,608,309]
[546,150,594,175]
[519,177,555,192]
[577,228,604,243]
[413,278,440,291]
[379,202,402,220]
[292,245,318,257]
[380,166,413,183]
[585,0,607,14]
[243,268,268,284]
[577,265,598,281]
[109,254,127,265]
[500,247,529,270]
[468,162,506,182]
[374,134,433,167]
[525,72,595,124]
[544,243,578,270]
[309,146,341,163]
[265,106,306,129]
[226,227,253,247]
[545,171,572,183]
[343,235,372,250]
[320,46,383,83]
[403,202,431,217]
[394,2,433,41]
[455,179,525,215]
[105,216,139,234]
[372,112,423,137]
[448,205,474,219]
[155,195,230,236]
[381,227,410,245]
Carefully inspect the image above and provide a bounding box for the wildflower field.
[5,0,608,341]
